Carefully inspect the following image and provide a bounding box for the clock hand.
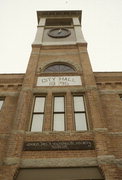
[58,29,62,34]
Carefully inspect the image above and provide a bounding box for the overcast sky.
[0,0,122,73]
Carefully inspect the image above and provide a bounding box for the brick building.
[0,10,122,180]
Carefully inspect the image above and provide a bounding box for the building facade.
[0,11,122,180]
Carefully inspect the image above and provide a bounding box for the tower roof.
[37,10,82,24]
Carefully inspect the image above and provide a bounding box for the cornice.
[37,10,82,24]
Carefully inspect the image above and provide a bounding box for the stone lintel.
[97,155,116,164]
[4,156,122,168]
[93,128,108,132]
[20,157,97,168]
[108,132,122,136]
[99,90,122,94]
[4,157,20,165]
[0,92,19,96]
[115,159,122,168]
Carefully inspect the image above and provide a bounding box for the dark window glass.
[46,18,73,26]
[15,167,104,180]
[44,64,75,73]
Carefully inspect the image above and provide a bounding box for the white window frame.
[30,96,46,132]
[53,96,65,131]
[73,95,88,131]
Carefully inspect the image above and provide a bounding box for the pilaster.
[73,17,86,44]
[33,18,46,45]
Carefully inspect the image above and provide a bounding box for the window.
[30,94,88,132]
[30,96,45,132]
[44,64,75,73]
[53,96,65,131]
[73,96,87,131]
[0,98,4,111]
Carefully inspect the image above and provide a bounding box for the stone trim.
[32,42,87,48]
[4,156,122,168]
[12,130,25,134]
[0,134,10,138]
[33,87,86,94]
[93,128,108,132]
[33,86,98,93]
[115,159,122,168]
[31,50,87,56]
[99,90,122,94]
[0,92,20,96]
[108,132,122,136]
[4,157,20,165]
[20,157,97,168]
[25,130,93,136]
[97,155,116,165]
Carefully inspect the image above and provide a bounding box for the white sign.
[37,76,82,86]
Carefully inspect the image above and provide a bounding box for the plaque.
[37,76,82,86]
[23,140,95,151]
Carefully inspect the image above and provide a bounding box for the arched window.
[44,64,75,73]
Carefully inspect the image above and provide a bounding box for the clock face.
[48,28,71,38]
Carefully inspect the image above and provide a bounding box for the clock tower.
[33,11,86,45]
